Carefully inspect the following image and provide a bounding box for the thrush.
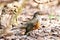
[20,12,41,35]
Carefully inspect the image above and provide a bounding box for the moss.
[49,14,55,19]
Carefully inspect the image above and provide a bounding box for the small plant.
[0,0,28,36]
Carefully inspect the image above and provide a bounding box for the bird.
[20,11,41,35]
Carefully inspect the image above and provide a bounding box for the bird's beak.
[37,11,42,15]
[38,11,45,15]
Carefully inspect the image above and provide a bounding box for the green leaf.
[49,14,55,19]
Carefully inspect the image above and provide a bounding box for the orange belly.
[33,21,40,30]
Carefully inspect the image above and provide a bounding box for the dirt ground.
[0,0,60,40]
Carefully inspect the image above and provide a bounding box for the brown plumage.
[33,20,40,30]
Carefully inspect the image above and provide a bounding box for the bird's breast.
[33,20,40,30]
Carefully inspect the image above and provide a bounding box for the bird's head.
[33,11,47,18]
[33,11,42,19]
